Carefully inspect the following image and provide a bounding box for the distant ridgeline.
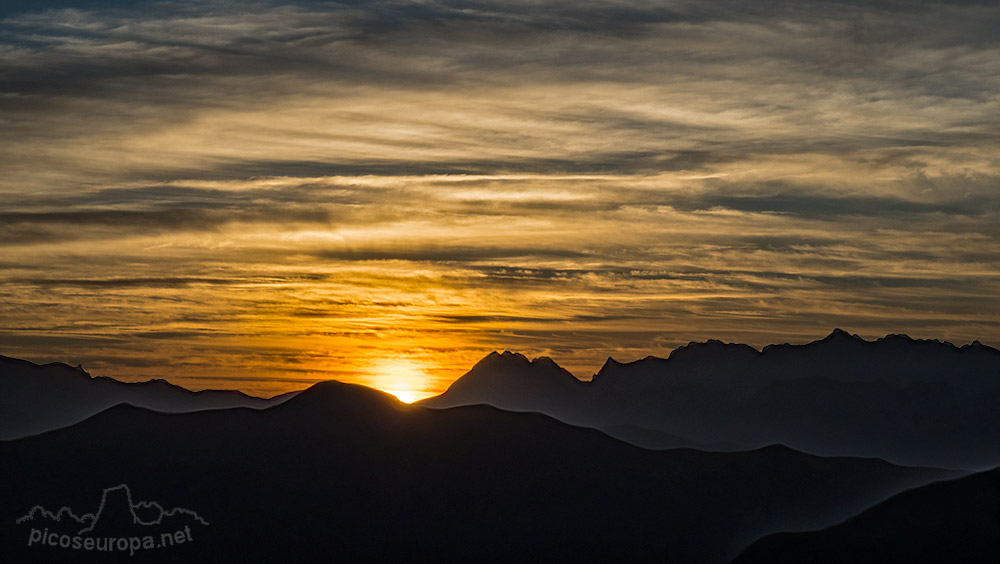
[3,329,998,468]
[1,333,999,562]
[421,329,1000,470]
[0,355,295,440]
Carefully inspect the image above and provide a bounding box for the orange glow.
[370,357,437,403]
[386,388,435,404]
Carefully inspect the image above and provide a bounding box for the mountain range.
[0,354,295,440]
[421,330,1000,469]
[0,380,955,563]
[2,330,998,562]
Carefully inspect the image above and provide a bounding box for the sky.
[2,0,999,400]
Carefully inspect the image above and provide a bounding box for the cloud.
[0,207,337,244]
[669,191,992,218]
[9,277,238,288]
[1,0,999,393]
[316,246,590,263]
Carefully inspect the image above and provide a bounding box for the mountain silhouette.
[421,330,1000,469]
[0,354,295,439]
[1,379,953,563]
[437,351,587,411]
[733,466,1000,563]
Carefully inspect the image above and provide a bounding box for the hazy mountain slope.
[421,331,1000,468]
[0,355,294,439]
[733,467,1000,564]
[0,380,951,564]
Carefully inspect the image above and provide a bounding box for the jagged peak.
[430,351,585,402]
[592,354,671,382]
[486,350,529,360]
[876,333,960,349]
[475,350,530,370]
[600,356,622,369]
[759,330,1000,356]
[823,328,863,341]
[591,357,622,382]
[667,339,759,360]
[477,351,579,371]
[881,332,914,341]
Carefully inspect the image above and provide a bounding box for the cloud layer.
[2,0,999,395]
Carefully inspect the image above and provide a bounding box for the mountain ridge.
[0,354,296,440]
[421,330,1000,469]
[1,377,956,564]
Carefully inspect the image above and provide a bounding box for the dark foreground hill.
[0,355,293,439]
[733,466,1000,563]
[421,331,1000,469]
[0,381,951,564]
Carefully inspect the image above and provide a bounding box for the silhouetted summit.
[422,331,1000,468]
[278,379,402,410]
[438,349,587,413]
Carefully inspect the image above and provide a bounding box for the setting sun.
[370,357,437,403]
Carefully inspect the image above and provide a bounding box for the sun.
[370,357,437,403]
[385,388,425,404]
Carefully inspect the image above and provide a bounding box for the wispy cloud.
[1,0,998,394]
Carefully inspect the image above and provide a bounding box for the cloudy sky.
[2,0,998,399]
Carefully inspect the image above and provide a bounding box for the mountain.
[437,351,588,411]
[420,331,1000,469]
[733,466,1000,563]
[0,355,295,440]
[0,380,952,563]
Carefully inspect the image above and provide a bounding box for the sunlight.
[370,357,436,403]
[384,388,432,404]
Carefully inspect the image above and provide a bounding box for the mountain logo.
[16,484,210,556]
